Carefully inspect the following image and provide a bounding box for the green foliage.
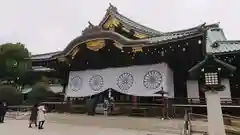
[0,85,22,105]
[27,82,55,104]
[0,42,31,83]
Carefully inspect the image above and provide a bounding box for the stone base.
[205,91,226,135]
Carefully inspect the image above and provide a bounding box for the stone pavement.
[0,119,179,135]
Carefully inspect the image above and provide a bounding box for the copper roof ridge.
[215,40,240,43]
[112,9,162,34]
[158,23,206,36]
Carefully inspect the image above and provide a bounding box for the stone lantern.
[188,55,236,135]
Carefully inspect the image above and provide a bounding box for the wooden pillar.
[132,96,137,106]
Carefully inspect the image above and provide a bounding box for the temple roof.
[144,23,205,43]
[188,54,236,78]
[30,23,238,61]
[31,51,61,61]
[206,25,240,54]
[21,84,63,94]
[29,5,240,61]
[99,3,161,36]
[208,41,240,54]
[31,66,55,72]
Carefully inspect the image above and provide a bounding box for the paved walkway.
[0,119,178,135]
[4,113,209,134]
[46,113,184,133]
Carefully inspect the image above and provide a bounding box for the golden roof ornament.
[86,40,105,51]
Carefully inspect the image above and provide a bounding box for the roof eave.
[209,50,240,56]
[188,55,236,77]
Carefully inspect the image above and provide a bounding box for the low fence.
[188,113,240,134]
[6,101,240,118]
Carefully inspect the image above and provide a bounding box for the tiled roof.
[145,25,203,43]
[30,51,61,60]
[206,24,240,54]
[210,41,240,54]
[31,66,55,71]
[206,26,226,53]
[188,55,236,77]
[112,11,161,36]
[102,4,162,36]
[21,84,63,94]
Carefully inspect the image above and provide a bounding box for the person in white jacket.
[37,104,46,129]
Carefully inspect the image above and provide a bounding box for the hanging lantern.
[198,40,202,44]
[161,51,164,56]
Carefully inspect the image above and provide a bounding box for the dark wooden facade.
[30,4,240,107]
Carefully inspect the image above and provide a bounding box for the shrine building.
[30,4,240,104]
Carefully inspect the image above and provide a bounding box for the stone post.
[205,91,226,135]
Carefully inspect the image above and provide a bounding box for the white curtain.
[66,63,174,97]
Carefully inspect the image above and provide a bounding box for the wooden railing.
[173,98,240,105]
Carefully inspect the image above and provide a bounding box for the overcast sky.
[0,0,239,54]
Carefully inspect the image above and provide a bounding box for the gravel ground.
[0,119,179,135]
[46,113,184,133]
[4,112,211,134]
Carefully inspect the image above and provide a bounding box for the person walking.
[29,103,38,128]
[37,104,46,129]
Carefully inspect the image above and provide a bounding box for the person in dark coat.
[0,101,7,123]
[0,101,4,123]
[29,103,38,128]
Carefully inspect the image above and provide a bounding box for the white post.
[205,91,226,135]
[108,89,112,98]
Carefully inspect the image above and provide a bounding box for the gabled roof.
[29,4,240,61]
[21,84,63,94]
[99,3,162,36]
[31,66,55,72]
[206,23,240,54]
[31,51,61,61]
[188,55,236,74]
[145,23,205,43]
[59,23,206,56]
[188,54,236,78]
[209,40,240,54]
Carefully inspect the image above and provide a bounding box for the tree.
[0,85,22,105]
[0,42,31,84]
[27,82,55,104]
